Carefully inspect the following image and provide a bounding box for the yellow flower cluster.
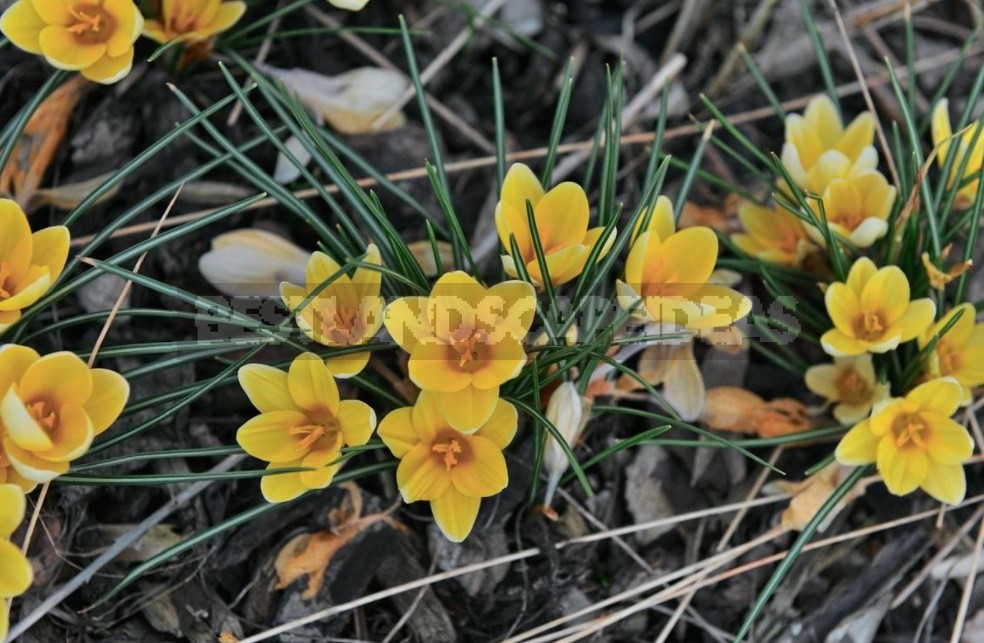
[1,484,33,642]
[813,256,978,505]
[0,0,246,84]
[732,95,897,265]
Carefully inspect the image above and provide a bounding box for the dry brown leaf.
[407,240,454,277]
[34,171,122,210]
[274,484,405,599]
[218,633,240,643]
[765,463,867,532]
[701,386,811,437]
[922,247,972,290]
[0,75,93,211]
[678,194,740,230]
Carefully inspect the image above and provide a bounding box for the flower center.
[168,1,201,33]
[836,369,871,405]
[318,305,364,346]
[892,413,928,450]
[29,401,58,432]
[777,227,801,253]
[288,418,338,450]
[68,4,115,44]
[936,339,960,377]
[449,328,486,369]
[432,437,464,470]
[0,261,12,299]
[854,309,886,341]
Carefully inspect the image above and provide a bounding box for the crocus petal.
[532,182,589,252]
[470,337,526,390]
[877,436,929,496]
[484,280,536,338]
[298,447,341,489]
[906,378,962,416]
[236,410,311,462]
[102,0,141,57]
[3,437,68,483]
[1,386,53,451]
[825,282,861,335]
[408,391,445,444]
[0,538,33,598]
[821,329,868,357]
[397,442,451,502]
[435,385,499,433]
[0,344,39,392]
[632,195,675,243]
[496,163,544,254]
[893,299,936,342]
[0,0,46,55]
[847,218,888,248]
[931,100,953,166]
[0,266,51,311]
[833,402,873,426]
[660,342,705,421]
[475,399,518,449]
[83,369,130,436]
[0,484,25,538]
[79,49,134,85]
[350,243,382,302]
[35,403,92,461]
[0,310,22,336]
[38,26,106,70]
[29,225,69,284]
[846,256,877,295]
[921,463,966,505]
[450,435,508,497]
[860,266,909,325]
[287,354,339,415]
[923,415,974,465]
[18,351,92,408]
[383,296,431,352]
[325,350,371,379]
[31,0,73,23]
[238,364,294,413]
[204,0,246,34]
[836,420,879,464]
[430,486,481,543]
[837,112,875,161]
[649,227,718,293]
[337,399,375,447]
[377,407,418,458]
[804,364,840,400]
[408,339,469,393]
[526,244,589,286]
[260,462,307,503]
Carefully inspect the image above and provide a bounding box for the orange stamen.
[432,439,463,470]
[68,6,103,34]
[29,401,57,430]
[289,424,329,450]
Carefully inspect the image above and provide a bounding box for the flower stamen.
[289,423,330,450]
[29,401,57,430]
[893,414,928,450]
[432,438,463,470]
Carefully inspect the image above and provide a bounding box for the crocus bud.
[199,229,308,298]
[543,382,592,507]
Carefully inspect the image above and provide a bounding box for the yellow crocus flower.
[616,224,751,330]
[236,353,376,503]
[328,0,369,9]
[804,355,889,425]
[808,170,896,249]
[495,163,615,286]
[383,271,535,432]
[918,303,984,404]
[143,0,246,46]
[281,244,384,379]
[931,99,984,210]
[378,391,516,542]
[0,0,143,84]
[836,377,974,504]
[733,200,813,266]
[820,257,934,356]
[782,95,877,193]
[0,345,129,483]
[0,484,33,642]
[0,199,70,336]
